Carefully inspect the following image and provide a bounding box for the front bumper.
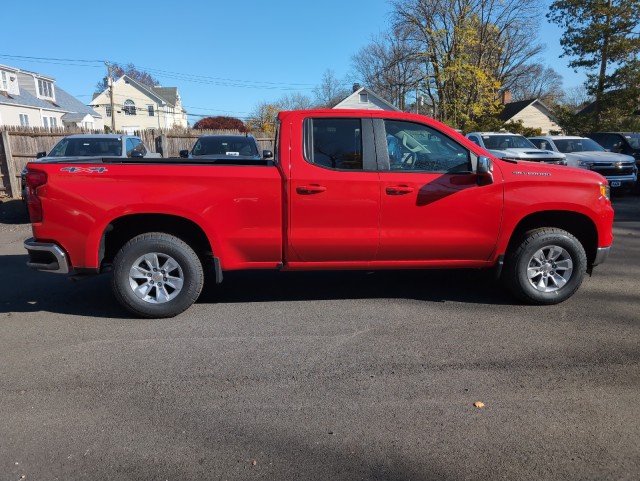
[604,174,637,189]
[24,238,70,274]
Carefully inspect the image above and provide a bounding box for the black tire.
[111,232,204,318]
[503,228,587,305]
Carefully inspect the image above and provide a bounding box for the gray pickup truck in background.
[529,135,637,191]
[466,132,567,165]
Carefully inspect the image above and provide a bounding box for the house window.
[359,93,368,103]
[38,79,54,98]
[43,116,58,128]
[105,105,112,117]
[19,114,29,127]
[148,105,154,117]
[0,71,8,91]
[123,99,136,115]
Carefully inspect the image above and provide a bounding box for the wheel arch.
[100,214,214,269]
[505,210,599,266]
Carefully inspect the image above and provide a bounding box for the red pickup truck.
[24,109,614,318]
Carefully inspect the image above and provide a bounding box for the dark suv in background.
[587,132,640,167]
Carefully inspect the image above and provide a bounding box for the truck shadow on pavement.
[0,199,29,225]
[2,251,516,319]
[200,268,515,307]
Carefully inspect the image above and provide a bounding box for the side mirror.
[36,151,47,159]
[476,156,494,185]
[262,150,273,159]
[130,150,144,158]
[179,149,189,158]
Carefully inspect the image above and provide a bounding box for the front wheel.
[111,233,204,318]
[503,228,587,305]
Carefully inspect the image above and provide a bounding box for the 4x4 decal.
[60,167,108,173]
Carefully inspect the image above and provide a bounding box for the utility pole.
[105,62,116,133]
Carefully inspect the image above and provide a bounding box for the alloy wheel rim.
[128,253,184,304]
[526,245,573,293]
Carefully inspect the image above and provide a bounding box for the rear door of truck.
[287,115,380,263]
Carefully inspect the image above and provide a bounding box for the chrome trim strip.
[603,175,637,181]
[24,238,69,274]
[593,246,611,266]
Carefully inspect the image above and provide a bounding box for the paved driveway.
[1,196,638,481]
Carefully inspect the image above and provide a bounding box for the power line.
[135,65,314,87]
[0,53,315,90]
[89,92,252,116]
[0,53,104,63]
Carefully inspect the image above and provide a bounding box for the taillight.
[26,170,47,223]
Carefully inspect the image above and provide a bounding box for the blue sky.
[1,0,583,123]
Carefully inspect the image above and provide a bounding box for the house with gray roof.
[91,75,187,133]
[498,98,560,135]
[333,85,400,111]
[0,64,103,129]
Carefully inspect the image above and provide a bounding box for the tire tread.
[111,232,204,318]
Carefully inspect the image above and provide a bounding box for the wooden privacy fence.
[0,126,274,199]
[137,129,275,158]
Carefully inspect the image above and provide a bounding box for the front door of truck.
[288,117,380,263]
[376,119,503,262]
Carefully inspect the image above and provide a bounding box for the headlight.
[599,183,610,200]
[577,160,592,168]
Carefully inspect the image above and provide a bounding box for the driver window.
[126,138,136,157]
[384,120,470,173]
[50,140,68,156]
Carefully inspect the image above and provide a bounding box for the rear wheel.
[111,233,204,318]
[503,228,587,305]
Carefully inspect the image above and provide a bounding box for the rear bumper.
[24,238,70,274]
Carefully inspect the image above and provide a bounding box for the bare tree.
[559,85,594,110]
[313,69,350,108]
[351,30,422,110]
[509,64,564,104]
[276,92,315,111]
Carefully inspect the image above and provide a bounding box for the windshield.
[49,137,122,157]
[482,135,535,149]
[625,134,640,149]
[192,136,258,156]
[553,138,605,153]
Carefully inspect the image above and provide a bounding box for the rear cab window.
[50,137,122,157]
[303,118,373,170]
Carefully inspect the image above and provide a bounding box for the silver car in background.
[466,132,567,165]
[528,136,637,190]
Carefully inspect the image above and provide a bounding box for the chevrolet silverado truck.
[24,109,614,318]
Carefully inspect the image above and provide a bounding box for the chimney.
[352,83,361,93]
[501,90,512,104]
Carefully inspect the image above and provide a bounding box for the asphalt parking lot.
[0,196,638,481]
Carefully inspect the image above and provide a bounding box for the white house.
[499,98,560,134]
[333,86,401,111]
[91,75,188,133]
[0,64,103,129]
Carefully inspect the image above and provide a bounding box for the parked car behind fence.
[22,134,159,201]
